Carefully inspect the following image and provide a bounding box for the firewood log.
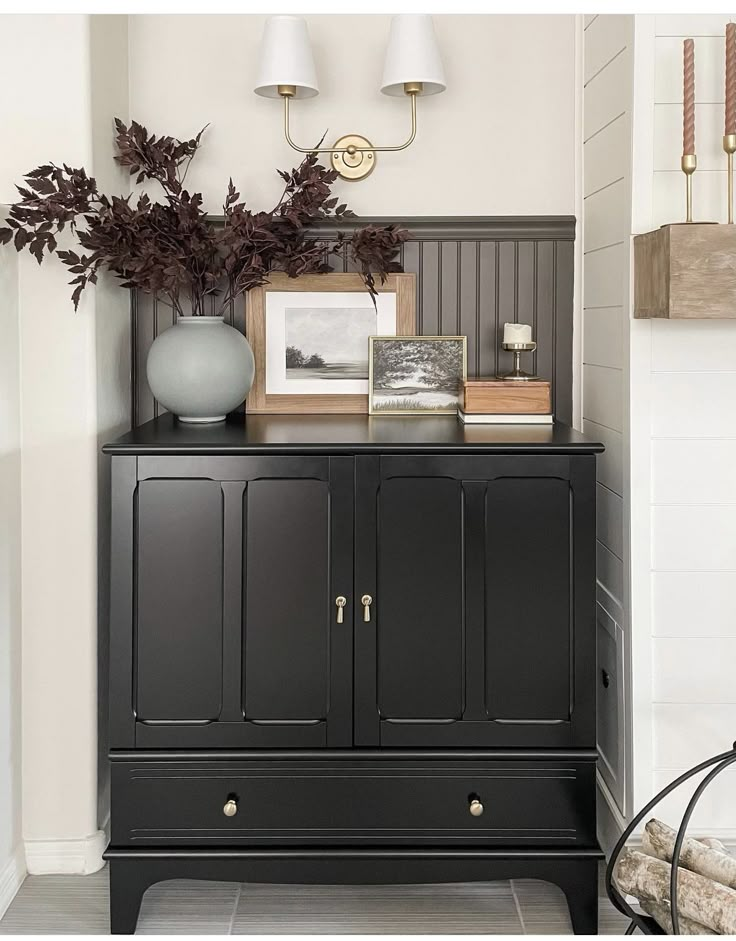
[643,819,736,888]
[640,899,716,935]
[616,849,736,935]
[699,838,731,856]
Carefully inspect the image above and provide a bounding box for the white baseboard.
[24,829,106,875]
[0,844,26,919]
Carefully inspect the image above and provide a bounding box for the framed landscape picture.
[245,272,416,414]
[369,336,467,415]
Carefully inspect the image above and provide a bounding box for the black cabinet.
[104,415,603,934]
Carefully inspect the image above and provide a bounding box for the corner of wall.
[0,844,26,920]
[0,218,24,917]
[627,13,656,823]
[572,13,585,431]
[89,10,132,842]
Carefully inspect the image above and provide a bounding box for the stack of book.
[458,379,553,424]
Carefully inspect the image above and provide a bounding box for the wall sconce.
[254,14,446,182]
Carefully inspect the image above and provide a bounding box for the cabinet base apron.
[104,846,603,936]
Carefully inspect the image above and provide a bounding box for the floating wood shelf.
[634,223,736,319]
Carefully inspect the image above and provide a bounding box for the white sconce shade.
[254,16,319,99]
[380,15,446,97]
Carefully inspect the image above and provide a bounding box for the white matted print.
[265,291,397,396]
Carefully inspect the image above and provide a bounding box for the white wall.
[0,240,24,914]
[0,14,130,877]
[581,14,634,846]
[630,13,736,839]
[127,14,576,216]
[612,15,736,841]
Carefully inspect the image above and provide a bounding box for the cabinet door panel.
[136,478,223,721]
[244,478,330,722]
[377,477,464,720]
[355,454,596,749]
[118,457,353,750]
[485,477,571,721]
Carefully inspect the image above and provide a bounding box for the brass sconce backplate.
[331,134,376,181]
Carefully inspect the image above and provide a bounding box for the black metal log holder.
[605,744,736,935]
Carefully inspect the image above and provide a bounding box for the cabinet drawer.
[111,757,596,847]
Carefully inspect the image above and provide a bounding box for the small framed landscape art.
[245,272,416,414]
[369,335,467,415]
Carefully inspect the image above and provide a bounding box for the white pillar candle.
[503,322,532,344]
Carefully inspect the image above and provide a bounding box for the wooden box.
[634,223,736,318]
[463,379,551,415]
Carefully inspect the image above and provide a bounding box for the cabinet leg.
[558,860,599,935]
[108,860,151,935]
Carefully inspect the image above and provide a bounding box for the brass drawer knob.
[469,798,484,817]
[223,798,238,817]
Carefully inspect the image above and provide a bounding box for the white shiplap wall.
[582,14,634,828]
[631,14,736,838]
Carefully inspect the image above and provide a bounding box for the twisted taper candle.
[683,38,695,155]
[726,24,736,135]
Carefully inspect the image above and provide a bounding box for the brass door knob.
[223,798,238,817]
[361,594,373,622]
[335,596,347,624]
[469,799,484,817]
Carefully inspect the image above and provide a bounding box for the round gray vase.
[146,316,255,423]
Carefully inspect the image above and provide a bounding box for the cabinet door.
[110,455,353,749]
[354,454,596,748]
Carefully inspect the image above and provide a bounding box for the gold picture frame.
[369,335,468,416]
[245,272,416,414]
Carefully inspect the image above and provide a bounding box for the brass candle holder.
[681,154,696,223]
[725,134,736,223]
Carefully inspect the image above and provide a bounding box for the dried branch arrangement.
[0,119,408,314]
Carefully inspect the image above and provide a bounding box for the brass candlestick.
[681,154,696,223]
[725,134,736,223]
[498,342,539,381]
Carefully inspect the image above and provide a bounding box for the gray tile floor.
[0,865,632,935]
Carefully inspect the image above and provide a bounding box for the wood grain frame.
[245,273,417,414]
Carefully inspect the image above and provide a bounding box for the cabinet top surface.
[103,414,603,456]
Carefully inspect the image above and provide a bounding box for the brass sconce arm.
[278,82,422,181]
[279,83,420,155]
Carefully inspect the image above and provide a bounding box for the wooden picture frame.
[245,272,416,414]
[369,335,468,416]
